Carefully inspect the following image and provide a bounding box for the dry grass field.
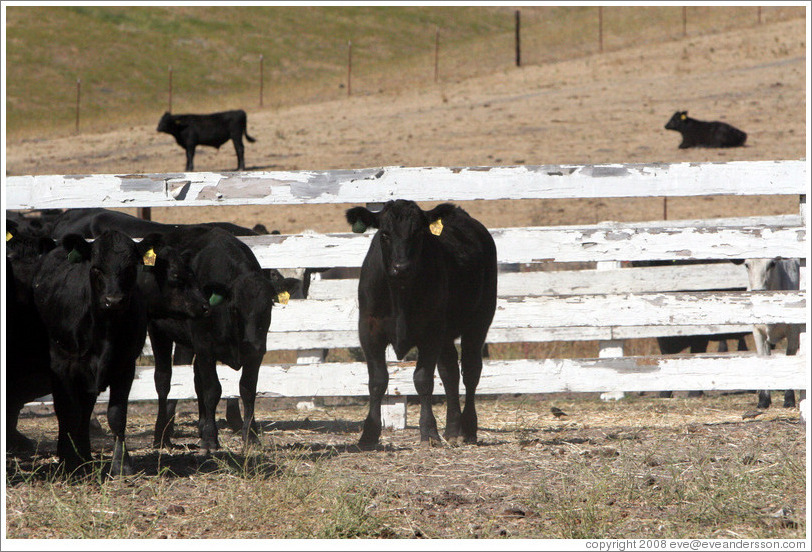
[4,7,808,543]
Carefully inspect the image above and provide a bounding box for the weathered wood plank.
[306,263,751,300]
[268,291,805,334]
[112,352,806,402]
[246,224,806,268]
[6,160,807,209]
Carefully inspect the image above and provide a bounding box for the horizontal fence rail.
[9,160,808,409]
[6,160,806,209]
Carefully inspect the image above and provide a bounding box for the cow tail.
[245,131,256,143]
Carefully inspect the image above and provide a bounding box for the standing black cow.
[6,220,55,452]
[31,231,156,475]
[147,226,279,453]
[664,111,747,148]
[157,109,256,171]
[345,200,497,448]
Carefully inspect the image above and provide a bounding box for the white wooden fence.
[6,160,808,420]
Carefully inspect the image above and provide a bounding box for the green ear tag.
[67,248,83,264]
[351,220,367,233]
[209,292,224,306]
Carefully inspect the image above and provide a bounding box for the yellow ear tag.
[143,248,157,267]
[277,291,290,304]
[680,113,687,120]
[429,218,443,236]
[6,231,12,242]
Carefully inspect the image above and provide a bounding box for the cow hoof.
[357,440,379,451]
[444,435,462,447]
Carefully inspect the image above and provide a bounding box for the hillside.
[4,8,807,235]
[4,5,804,137]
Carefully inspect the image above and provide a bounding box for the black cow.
[31,231,157,475]
[6,219,55,452]
[665,111,747,148]
[51,208,296,453]
[345,200,497,448]
[157,109,256,171]
[7,217,210,458]
[147,226,279,453]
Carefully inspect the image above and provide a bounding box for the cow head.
[157,112,176,134]
[62,231,140,312]
[136,233,210,320]
[346,200,455,282]
[733,258,783,291]
[665,111,688,130]
[6,220,56,305]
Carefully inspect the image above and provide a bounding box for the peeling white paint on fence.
[108,352,806,403]
[244,223,805,268]
[11,160,807,408]
[6,160,806,209]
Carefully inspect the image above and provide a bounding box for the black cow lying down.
[31,231,161,475]
[346,200,497,448]
[157,109,256,171]
[52,208,298,454]
[665,111,747,148]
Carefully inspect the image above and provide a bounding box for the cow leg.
[781,328,801,408]
[414,344,442,448]
[358,317,388,448]
[193,353,221,454]
[436,341,462,445]
[185,145,196,171]
[238,355,262,447]
[51,367,93,474]
[753,327,772,408]
[150,328,176,448]
[7,402,36,453]
[460,330,486,444]
[232,137,246,171]
[107,362,135,476]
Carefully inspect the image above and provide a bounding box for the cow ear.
[425,203,457,235]
[61,234,92,263]
[137,233,165,268]
[203,284,231,307]
[680,112,687,120]
[346,207,379,233]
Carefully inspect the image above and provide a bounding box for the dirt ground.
[4,16,808,541]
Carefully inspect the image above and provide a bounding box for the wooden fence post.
[598,7,603,53]
[168,66,173,113]
[434,27,440,83]
[75,79,81,133]
[597,259,625,401]
[515,9,521,67]
[259,54,264,108]
[347,40,352,96]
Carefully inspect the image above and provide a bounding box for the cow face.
[665,111,688,130]
[347,200,441,282]
[137,233,210,320]
[7,222,56,305]
[157,112,176,134]
[62,232,140,312]
[741,258,780,291]
[233,273,274,354]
